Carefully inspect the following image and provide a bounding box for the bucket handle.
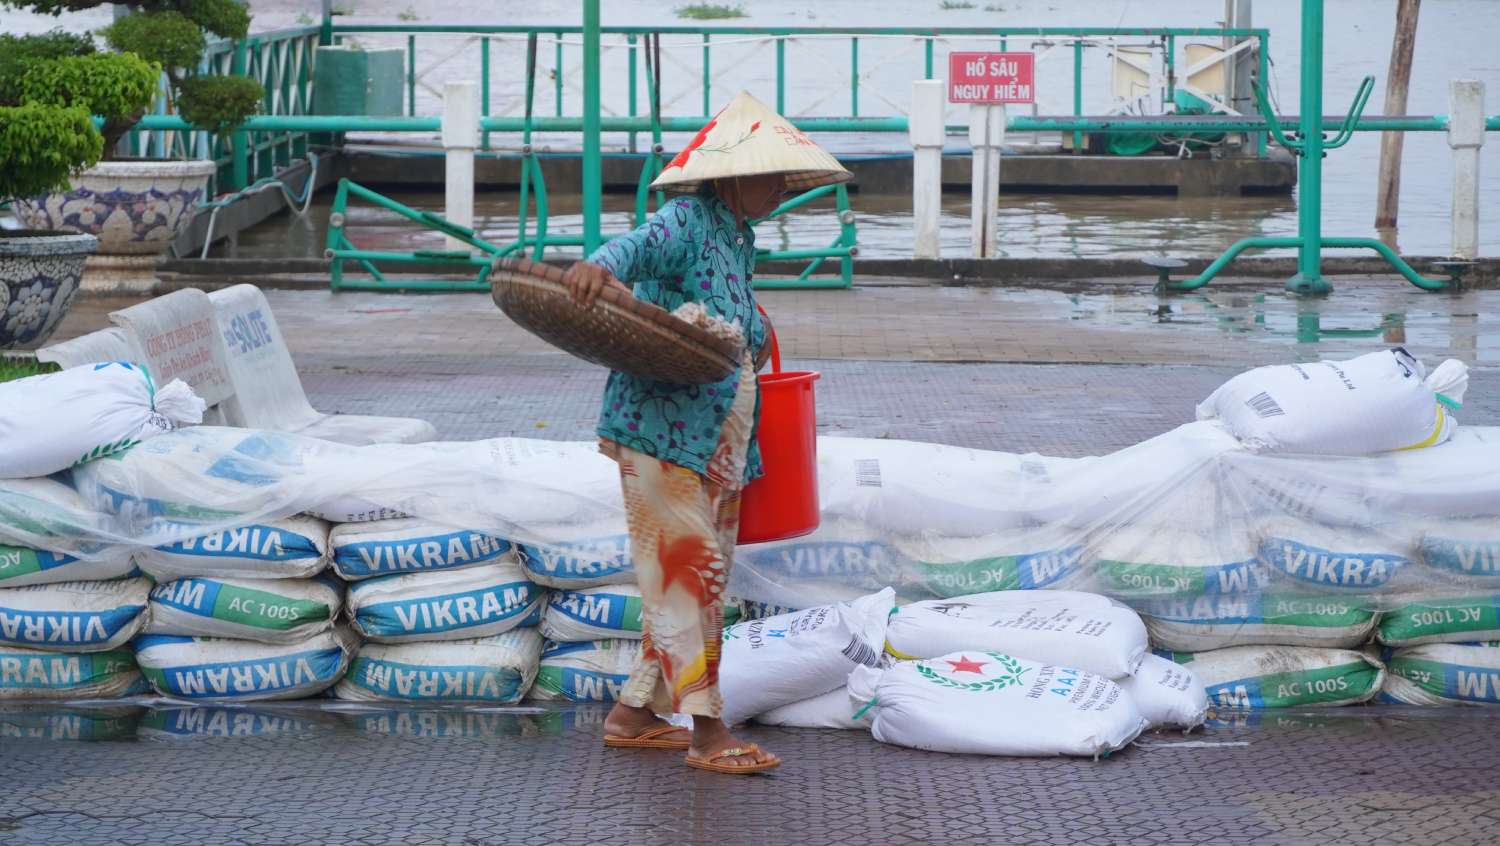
[756,304,781,374]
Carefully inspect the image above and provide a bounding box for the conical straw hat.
[650,91,852,192]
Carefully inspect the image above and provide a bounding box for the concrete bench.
[107,288,236,425]
[36,327,134,370]
[208,284,436,445]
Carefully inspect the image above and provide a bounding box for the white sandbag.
[1196,349,1466,455]
[144,575,342,643]
[0,477,136,586]
[1377,597,1500,646]
[1381,641,1500,705]
[885,590,1148,679]
[329,518,512,581]
[1256,518,1415,594]
[0,578,151,652]
[1157,645,1384,709]
[1136,594,1377,651]
[136,516,331,580]
[1091,524,1268,601]
[540,585,643,642]
[1415,518,1500,587]
[530,638,641,702]
[0,646,142,700]
[719,587,895,726]
[0,362,204,479]
[1121,653,1208,730]
[334,628,544,703]
[847,652,1147,757]
[134,628,357,701]
[754,685,867,730]
[345,558,543,643]
[515,531,633,589]
[895,528,1088,598]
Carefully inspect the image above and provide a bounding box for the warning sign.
[948,52,1035,104]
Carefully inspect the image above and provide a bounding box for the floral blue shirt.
[589,189,767,482]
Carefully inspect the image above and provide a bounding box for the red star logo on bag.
[946,656,987,675]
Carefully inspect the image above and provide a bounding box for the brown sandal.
[603,724,692,749]
[684,743,782,775]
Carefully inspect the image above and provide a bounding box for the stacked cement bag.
[1380,642,1500,705]
[132,517,356,701]
[333,523,545,704]
[530,639,641,702]
[1154,646,1384,709]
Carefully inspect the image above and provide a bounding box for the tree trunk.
[1375,0,1421,232]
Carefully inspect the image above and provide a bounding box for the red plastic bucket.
[738,309,820,544]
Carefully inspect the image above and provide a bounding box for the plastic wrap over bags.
[530,638,641,702]
[0,646,142,700]
[145,574,342,643]
[138,516,330,581]
[345,558,542,643]
[0,478,136,587]
[718,587,895,726]
[885,590,1148,679]
[848,652,1147,757]
[1380,641,1500,705]
[0,362,205,479]
[334,628,544,703]
[1157,645,1384,709]
[1197,348,1467,455]
[134,628,358,701]
[1120,653,1208,730]
[0,578,151,652]
[330,518,512,581]
[515,532,633,589]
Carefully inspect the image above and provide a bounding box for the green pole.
[776,36,786,113]
[480,37,491,150]
[555,33,564,117]
[703,33,711,116]
[1256,31,1270,157]
[230,37,251,190]
[583,0,602,255]
[628,34,638,153]
[319,0,333,46]
[1288,0,1330,295]
[924,38,933,79]
[1072,38,1084,153]
[407,34,416,116]
[851,37,859,117]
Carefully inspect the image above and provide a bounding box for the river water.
[9,0,1499,258]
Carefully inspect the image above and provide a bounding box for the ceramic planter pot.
[14,159,216,255]
[0,231,98,351]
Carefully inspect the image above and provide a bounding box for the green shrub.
[0,29,95,107]
[176,74,262,135]
[0,357,62,384]
[18,52,160,154]
[0,103,104,200]
[676,4,745,20]
[101,9,207,72]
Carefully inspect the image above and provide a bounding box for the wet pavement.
[27,279,1500,845]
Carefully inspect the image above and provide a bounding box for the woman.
[562,91,849,775]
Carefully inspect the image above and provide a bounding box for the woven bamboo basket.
[490,257,742,384]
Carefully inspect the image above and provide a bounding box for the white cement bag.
[1377,597,1500,646]
[1196,349,1466,455]
[334,628,544,704]
[137,516,331,580]
[0,646,142,700]
[134,628,357,701]
[848,652,1147,757]
[1136,594,1378,651]
[1381,641,1500,705]
[1256,518,1415,595]
[0,544,137,589]
[1415,518,1500,587]
[1157,645,1384,709]
[885,590,1148,679]
[530,638,642,702]
[345,558,542,643]
[719,587,895,726]
[329,518,512,581]
[540,585,644,642]
[515,531,634,589]
[145,575,342,643]
[754,685,867,730]
[1091,524,1269,601]
[895,528,1087,598]
[0,477,136,586]
[0,362,205,479]
[0,578,151,652]
[1121,653,1208,730]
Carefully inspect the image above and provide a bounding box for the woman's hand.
[565,261,630,308]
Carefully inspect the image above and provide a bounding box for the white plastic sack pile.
[0,578,151,651]
[1120,653,1209,730]
[1256,518,1414,595]
[134,628,357,701]
[515,533,633,589]
[1135,594,1378,651]
[1197,348,1467,455]
[1377,597,1500,646]
[138,516,331,581]
[1157,645,1384,709]
[329,518,512,581]
[529,638,641,702]
[1090,524,1268,602]
[885,590,1148,679]
[1414,518,1500,587]
[1381,641,1500,705]
[540,585,643,642]
[345,558,542,643]
[334,628,544,703]
[754,685,868,730]
[848,651,1147,757]
[0,362,205,479]
[0,478,136,587]
[718,587,895,726]
[145,575,342,643]
[0,646,143,700]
